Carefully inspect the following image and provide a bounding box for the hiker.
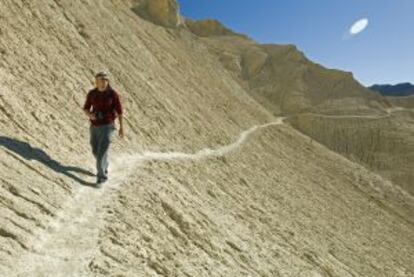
[83,71,124,186]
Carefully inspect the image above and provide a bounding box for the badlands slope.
[0,1,413,276]
[186,19,414,198]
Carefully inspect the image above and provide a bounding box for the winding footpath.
[10,118,285,276]
[7,108,412,275]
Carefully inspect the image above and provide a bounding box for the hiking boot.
[96,177,107,188]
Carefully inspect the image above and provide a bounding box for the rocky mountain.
[0,1,413,276]
[131,0,183,28]
[185,18,414,197]
[370,83,414,97]
[186,19,247,38]
[184,20,387,115]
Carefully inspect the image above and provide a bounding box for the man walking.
[83,71,124,187]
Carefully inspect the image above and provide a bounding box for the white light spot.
[350,18,369,36]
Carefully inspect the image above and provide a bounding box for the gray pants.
[89,124,116,179]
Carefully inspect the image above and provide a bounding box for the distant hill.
[369,83,414,96]
[184,19,385,115]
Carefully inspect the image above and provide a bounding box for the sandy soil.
[0,1,413,276]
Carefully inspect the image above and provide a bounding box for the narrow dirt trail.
[385,107,412,114]
[304,112,391,120]
[10,118,285,276]
[304,107,412,120]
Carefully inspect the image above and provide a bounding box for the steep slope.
[0,1,413,276]
[185,19,414,196]
[289,110,414,195]
[387,95,414,108]
[0,0,270,271]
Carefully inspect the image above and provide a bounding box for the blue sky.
[179,0,414,86]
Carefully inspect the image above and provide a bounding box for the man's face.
[95,77,108,91]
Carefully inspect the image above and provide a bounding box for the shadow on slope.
[0,136,95,187]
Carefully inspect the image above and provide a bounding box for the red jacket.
[83,86,123,126]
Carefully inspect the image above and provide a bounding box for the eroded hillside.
[0,1,413,276]
[289,110,414,195]
[185,19,414,197]
[184,20,387,115]
[387,95,414,109]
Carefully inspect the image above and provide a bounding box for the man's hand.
[87,112,96,120]
[118,127,124,139]
[118,114,124,139]
[84,109,96,120]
